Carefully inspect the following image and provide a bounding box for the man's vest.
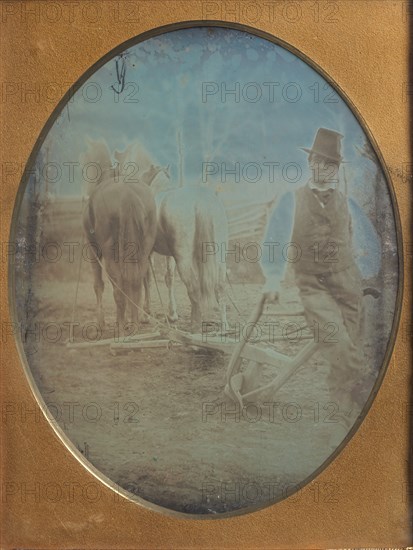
[291,185,355,275]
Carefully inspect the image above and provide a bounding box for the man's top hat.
[301,128,344,163]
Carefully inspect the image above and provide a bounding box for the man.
[260,128,380,434]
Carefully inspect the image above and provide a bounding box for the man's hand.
[263,290,279,304]
[262,282,280,304]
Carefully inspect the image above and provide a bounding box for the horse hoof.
[168,314,178,323]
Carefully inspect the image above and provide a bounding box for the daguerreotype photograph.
[10,24,400,515]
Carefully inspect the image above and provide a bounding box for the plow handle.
[225,292,274,385]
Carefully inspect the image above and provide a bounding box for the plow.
[66,292,322,408]
[67,285,379,407]
[222,294,319,407]
[68,180,311,405]
[67,170,379,407]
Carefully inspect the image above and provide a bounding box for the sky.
[30,26,384,197]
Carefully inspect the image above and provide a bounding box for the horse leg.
[175,256,202,332]
[165,256,178,322]
[130,256,153,329]
[114,284,127,333]
[215,264,228,334]
[90,245,105,328]
[104,251,126,334]
[142,255,152,324]
[129,277,143,328]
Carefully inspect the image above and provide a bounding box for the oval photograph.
[10,24,401,516]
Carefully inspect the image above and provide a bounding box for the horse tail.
[193,196,227,311]
[82,199,96,244]
[87,201,96,233]
[119,187,145,290]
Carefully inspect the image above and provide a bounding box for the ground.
[20,270,385,516]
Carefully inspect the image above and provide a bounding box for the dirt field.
[11,194,394,515]
[20,267,385,515]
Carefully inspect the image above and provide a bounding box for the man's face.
[309,154,339,186]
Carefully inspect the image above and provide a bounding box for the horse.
[150,186,229,332]
[80,138,157,330]
[112,144,229,332]
[113,144,169,190]
[121,162,171,320]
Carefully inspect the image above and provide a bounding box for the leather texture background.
[0,1,411,547]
